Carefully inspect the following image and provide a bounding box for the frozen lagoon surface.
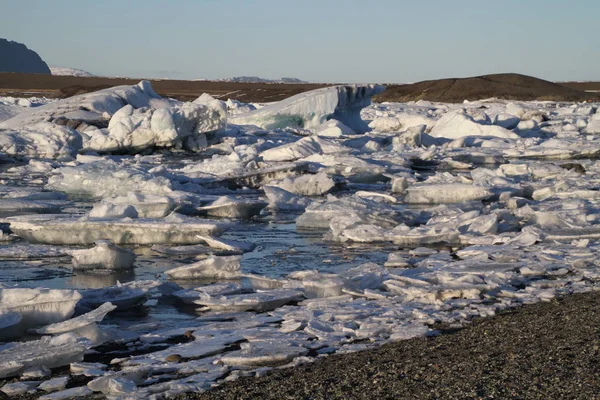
[1,84,600,397]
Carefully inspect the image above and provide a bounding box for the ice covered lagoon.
[0,82,600,398]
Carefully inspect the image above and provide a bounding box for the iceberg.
[230,85,385,133]
[84,98,226,153]
[0,81,169,130]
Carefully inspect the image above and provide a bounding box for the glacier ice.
[230,85,385,133]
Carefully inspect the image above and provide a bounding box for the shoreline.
[179,290,600,400]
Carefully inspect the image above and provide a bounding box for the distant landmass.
[0,38,51,74]
[376,73,597,103]
[50,67,95,77]
[224,76,307,84]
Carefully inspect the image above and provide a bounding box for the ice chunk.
[34,302,116,335]
[0,288,82,339]
[46,160,173,198]
[0,244,69,260]
[5,214,228,245]
[585,112,600,134]
[301,273,345,298]
[1,381,40,396]
[38,376,69,392]
[404,184,492,204]
[230,85,385,133]
[80,284,149,309]
[69,240,136,271]
[0,198,68,217]
[38,386,92,400]
[197,196,267,219]
[195,235,256,254]
[166,255,242,280]
[430,110,520,140]
[195,290,304,312]
[89,192,175,219]
[0,123,82,159]
[493,113,520,129]
[263,186,312,211]
[296,195,399,229]
[260,136,350,162]
[315,119,356,137]
[0,333,90,379]
[271,171,336,196]
[221,340,308,367]
[173,283,245,304]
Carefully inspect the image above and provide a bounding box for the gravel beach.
[180,291,600,400]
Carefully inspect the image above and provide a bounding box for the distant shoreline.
[0,72,598,103]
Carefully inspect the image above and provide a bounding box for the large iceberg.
[83,97,226,153]
[230,85,385,133]
[0,82,226,156]
[0,81,169,130]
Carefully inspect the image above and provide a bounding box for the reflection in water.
[70,270,136,289]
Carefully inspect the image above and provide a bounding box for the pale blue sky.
[0,0,598,83]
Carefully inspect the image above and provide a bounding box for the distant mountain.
[224,76,307,84]
[50,67,95,77]
[0,38,51,74]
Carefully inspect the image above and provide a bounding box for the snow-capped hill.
[50,67,95,77]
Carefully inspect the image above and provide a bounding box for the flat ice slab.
[195,290,305,312]
[4,214,229,245]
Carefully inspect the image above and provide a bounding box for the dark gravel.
[179,291,600,400]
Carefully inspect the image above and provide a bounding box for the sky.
[0,0,598,83]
